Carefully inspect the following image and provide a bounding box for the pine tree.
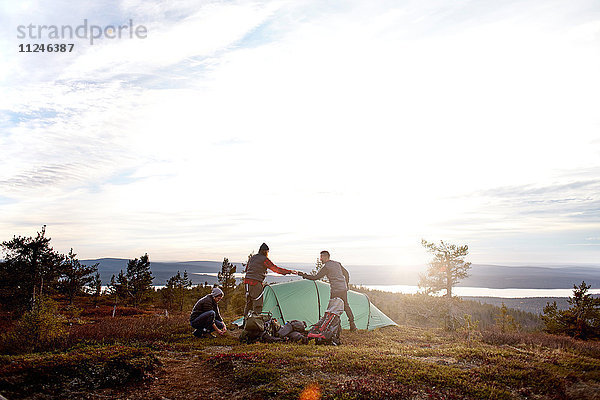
[494,303,519,332]
[242,252,254,273]
[163,270,192,311]
[126,253,153,307]
[91,272,102,306]
[542,301,564,333]
[179,271,191,311]
[461,314,479,347]
[218,258,236,302]
[311,257,323,275]
[542,281,600,339]
[419,239,471,298]
[107,274,117,300]
[0,226,65,313]
[58,249,99,304]
[108,270,129,306]
[162,276,176,311]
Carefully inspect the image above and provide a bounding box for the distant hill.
[459,264,600,289]
[84,258,302,286]
[84,258,600,289]
[347,263,600,288]
[463,294,600,315]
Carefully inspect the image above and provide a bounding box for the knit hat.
[259,243,269,252]
[211,287,224,297]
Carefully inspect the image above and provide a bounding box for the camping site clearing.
[1,313,599,400]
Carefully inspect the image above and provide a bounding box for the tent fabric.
[235,280,396,331]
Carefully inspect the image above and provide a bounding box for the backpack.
[240,311,283,344]
[264,316,282,337]
[261,315,283,343]
[307,298,344,345]
[286,330,308,344]
[278,320,307,337]
[278,320,308,344]
[240,311,266,343]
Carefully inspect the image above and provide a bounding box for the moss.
[237,364,279,385]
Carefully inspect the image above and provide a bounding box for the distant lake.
[98,284,600,298]
[360,285,600,298]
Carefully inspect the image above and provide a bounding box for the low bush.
[0,298,68,354]
[79,305,152,318]
[207,352,277,385]
[0,344,159,398]
[332,376,413,400]
[481,330,600,358]
[67,314,191,346]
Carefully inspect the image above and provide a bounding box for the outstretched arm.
[300,266,327,281]
[264,258,293,275]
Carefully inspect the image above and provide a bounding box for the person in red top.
[243,243,294,322]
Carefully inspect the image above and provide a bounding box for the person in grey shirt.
[299,250,357,331]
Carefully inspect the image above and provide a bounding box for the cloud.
[0,163,86,188]
[480,180,600,198]
[1,0,600,265]
[472,179,600,224]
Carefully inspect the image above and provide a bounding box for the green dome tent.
[236,280,396,331]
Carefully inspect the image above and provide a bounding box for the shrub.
[480,330,600,358]
[79,305,151,318]
[460,314,481,346]
[224,283,246,316]
[206,353,276,385]
[333,376,412,400]
[494,303,520,332]
[0,297,68,354]
[67,314,191,346]
[0,344,159,398]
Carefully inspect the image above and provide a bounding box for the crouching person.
[190,287,227,338]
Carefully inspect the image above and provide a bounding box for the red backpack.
[307,298,344,345]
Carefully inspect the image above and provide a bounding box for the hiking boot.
[193,328,209,338]
[349,321,357,332]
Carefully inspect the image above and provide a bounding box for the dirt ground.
[89,347,239,400]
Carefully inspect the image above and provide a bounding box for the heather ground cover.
[2,311,598,399]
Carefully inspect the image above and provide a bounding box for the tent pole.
[314,281,321,320]
[267,284,286,324]
[364,293,371,330]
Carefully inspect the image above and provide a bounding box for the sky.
[1,0,599,267]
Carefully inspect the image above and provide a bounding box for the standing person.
[244,243,294,321]
[190,287,227,338]
[299,250,357,331]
